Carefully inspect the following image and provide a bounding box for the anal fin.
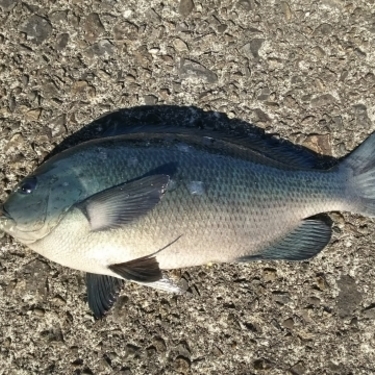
[238,219,332,262]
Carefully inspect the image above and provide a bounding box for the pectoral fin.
[238,219,332,261]
[86,273,124,319]
[77,174,170,231]
[109,255,163,283]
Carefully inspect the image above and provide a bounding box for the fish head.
[0,164,84,244]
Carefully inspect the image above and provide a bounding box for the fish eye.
[18,176,37,195]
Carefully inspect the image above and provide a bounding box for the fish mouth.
[1,205,11,218]
[0,205,13,222]
[0,205,48,245]
[0,205,16,232]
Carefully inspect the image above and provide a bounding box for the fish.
[1,123,375,319]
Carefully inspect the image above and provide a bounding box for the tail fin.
[340,132,375,217]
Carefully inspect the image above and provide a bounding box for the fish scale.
[2,129,375,318]
[59,148,328,271]
[32,146,333,270]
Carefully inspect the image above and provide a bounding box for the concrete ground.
[1,0,375,374]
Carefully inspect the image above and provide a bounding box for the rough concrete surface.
[1,0,375,374]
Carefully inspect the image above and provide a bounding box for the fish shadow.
[49,105,337,170]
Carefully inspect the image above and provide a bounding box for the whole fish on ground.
[1,122,375,318]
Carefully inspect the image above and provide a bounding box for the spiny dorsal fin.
[102,124,318,170]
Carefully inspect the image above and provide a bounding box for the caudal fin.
[340,132,375,217]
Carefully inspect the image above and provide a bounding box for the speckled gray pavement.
[1,0,375,374]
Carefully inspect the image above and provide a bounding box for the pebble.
[143,95,158,105]
[90,39,115,57]
[251,108,271,124]
[336,275,362,319]
[22,15,52,45]
[33,307,45,317]
[290,361,305,375]
[263,267,277,282]
[26,108,42,121]
[50,114,67,137]
[33,129,51,143]
[242,39,265,58]
[303,134,331,155]
[71,80,89,95]
[83,13,105,43]
[0,0,18,9]
[152,336,167,352]
[253,358,272,370]
[8,153,25,169]
[159,88,170,100]
[56,33,69,50]
[5,133,25,151]
[113,22,139,41]
[236,0,252,11]
[280,1,293,21]
[352,104,372,129]
[52,295,66,307]
[310,94,336,107]
[180,58,218,83]
[362,305,375,319]
[179,0,195,17]
[283,318,295,329]
[173,356,191,374]
[50,10,68,24]
[173,38,189,52]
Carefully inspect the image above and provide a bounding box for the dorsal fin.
[102,124,319,170]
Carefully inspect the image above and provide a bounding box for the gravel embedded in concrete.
[1,0,375,374]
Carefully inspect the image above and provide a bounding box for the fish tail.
[340,132,375,217]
